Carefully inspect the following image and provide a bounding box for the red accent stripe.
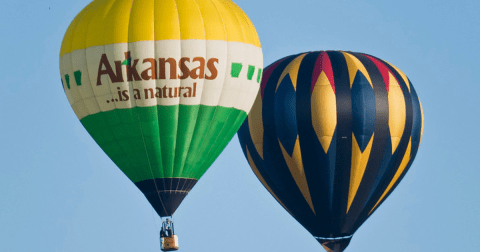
[311,51,335,94]
[365,55,398,94]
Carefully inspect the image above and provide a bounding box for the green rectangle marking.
[231,63,243,78]
[247,65,255,80]
[257,68,263,83]
[64,74,70,89]
[74,70,82,86]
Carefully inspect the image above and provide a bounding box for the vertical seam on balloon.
[151,0,164,180]
[366,57,414,218]
[121,0,145,186]
[238,9,262,113]
[198,1,253,174]
[83,1,138,180]
[102,0,138,180]
[228,0,246,43]
[177,0,225,192]
[106,0,128,112]
[173,0,195,188]
[344,52,390,232]
[179,0,229,192]
[291,55,317,213]
[187,14,241,179]
[174,0,191,192]
[78,1,137,183]
[227,1,251,113]
[131,0,168,216]
[84,3,106,111]
[240,10,259,47]
[66,27,82,111]
[368,138,412,215]
[80,2,118,164]
[170,0,181,187]
[184,0,211,186]
[331,51,353,230]
[390,62,408,155]
[189,0,232,178]
[66,5,90,116]
[246,146,293,216]
[175,0,206,192]
[151,0,168,191]
[182,0,247,190]
[62,2,89,56]
[152,0,162,181]
[128,0,167,210]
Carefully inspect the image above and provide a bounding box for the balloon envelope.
[60,0,262,217]
[238,51,423,252]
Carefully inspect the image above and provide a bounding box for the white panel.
[128,41,157,107]
[85,45,112,112]
[216,42,263,113]
[200,40,228,106]
[71,100,89,120]
[179,40,206,106]
[241,45,263,113]
[217,42,246,109]
[61,53,81,105]
[84,97,101,115]
[70,49,95,99]
[60,40,263,120]
[155,40,181,106]
[59,54,74,105]
[60,53,87,120]
[70,49,102,118]
[104,43,133,109]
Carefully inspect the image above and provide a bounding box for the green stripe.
[247,65,255,80]
[182,106,243,178]
[158,106,178,178]
[80,105,244,183]
[257,68,263,83]
[64,74,70,89]
[231,63,243,78]
[198,110,247,178]
[74,71,82,86]
[172,105,199,177]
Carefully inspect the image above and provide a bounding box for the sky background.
[1,0,479,251]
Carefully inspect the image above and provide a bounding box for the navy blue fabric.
[327,51,353,235]
[237,51,423,247]
[409,82,423,159]
[362,56,415,220]
[351,71,376,152]
[343,53,390,232]
[296,51,333,235]
[274,74,298,156]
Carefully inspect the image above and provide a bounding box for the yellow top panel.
[60,0,261,56]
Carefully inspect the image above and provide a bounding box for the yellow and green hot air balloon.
[59,0,262,246]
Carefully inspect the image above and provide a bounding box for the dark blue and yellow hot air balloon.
[237,51,423,252]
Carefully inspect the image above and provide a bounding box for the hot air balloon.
[237,51,423,252]
[59,0,262,250]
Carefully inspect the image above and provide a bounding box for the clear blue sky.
[1,0,479,251]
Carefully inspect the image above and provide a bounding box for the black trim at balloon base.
[135,178,198,217]
[315,235,352,252]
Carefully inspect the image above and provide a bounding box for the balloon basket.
[161,235,179,251]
